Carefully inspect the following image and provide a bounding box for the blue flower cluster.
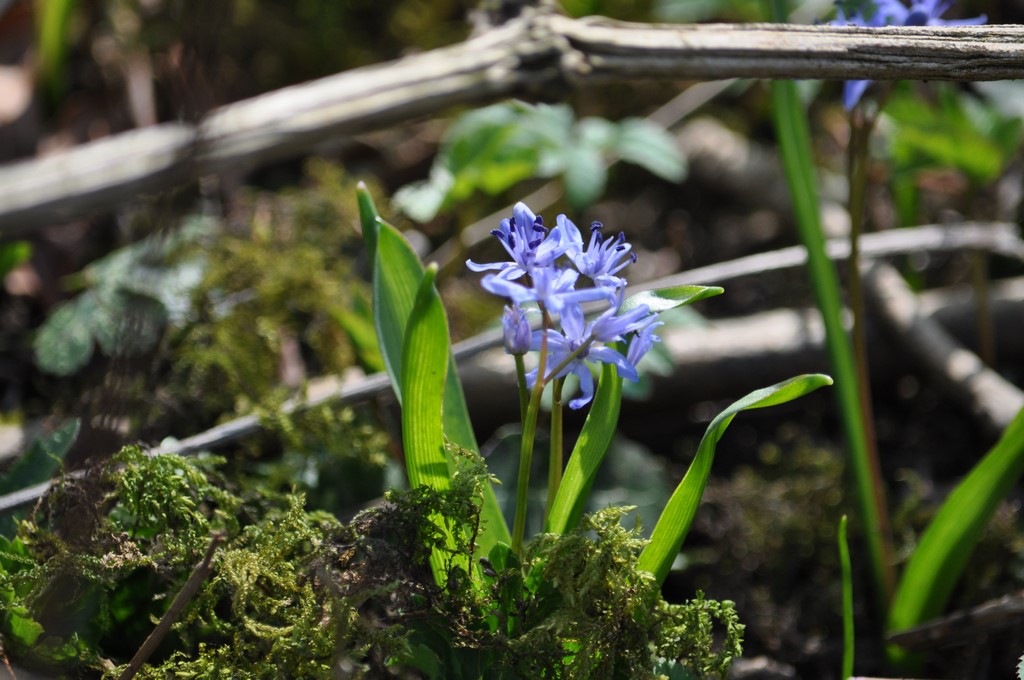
[468,203,662,409]
[830,0,986,109]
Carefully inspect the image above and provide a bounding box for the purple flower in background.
[830,0,986,109]
[558,215,637,289]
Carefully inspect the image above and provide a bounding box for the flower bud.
[502,305,531,355]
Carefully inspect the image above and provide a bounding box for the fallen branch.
[864,262,1024,435]
[886,589,1024,651]
[2,11,1024,231]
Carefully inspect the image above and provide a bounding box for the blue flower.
[481,265,613,314]
[527,301,653,409]
[558,215,637,289]
[830,0,986,109]
[627,320,664,367]
[466,202,570,279]
[502,304,532,355]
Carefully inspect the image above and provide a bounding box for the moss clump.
[1,444,740,678]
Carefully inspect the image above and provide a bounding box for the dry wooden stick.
[886,589,1024,650]
[2,11,1024,231]
[864,261,1024,435]
[117,532,225,680]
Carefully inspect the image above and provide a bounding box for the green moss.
[2,443,739,678]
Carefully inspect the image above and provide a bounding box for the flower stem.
[846,103,895,605]
[545,377,565,520]
[514,354,529,422]
[512,321,548,555]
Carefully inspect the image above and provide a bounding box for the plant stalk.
[512,324,548,555]
[514,354,529,422]
[545,377,565,519]
[846,107,895,601]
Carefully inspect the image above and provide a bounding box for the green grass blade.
[839,515,854,680]
[544,361,622,535]
[357,184,510,550]
[886,406,1024,663]
[769,74,895,607]
[639,374,833,584]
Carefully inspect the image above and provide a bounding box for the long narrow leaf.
[401,265,451,491]
[839,515,854,680]
[886,406,1024,663]
[769,72,895,607]
[639,373,833,584]
[545,361,622,534]
[358,184,511,550]
[402,266,454,583]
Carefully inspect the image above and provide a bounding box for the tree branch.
[2,12,1023,231]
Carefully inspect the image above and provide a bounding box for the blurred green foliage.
[394,102,686,220]
[885,83,1022,224]
[33,218,209,377]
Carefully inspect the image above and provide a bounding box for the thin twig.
[117,532,225,680]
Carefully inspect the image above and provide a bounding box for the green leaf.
[614,118,687,182]
[92,289,168,358]
[0,419,79,535]
[545,362,622,535]
[358,185,510,551]
[577,117,618,152]
[887,406,1024,664]
[401,265,451,493]
[35,0,76,101]
[638,374,833,584]
[839,515,854,680]
[370,221,424,399]
[331,297,385,374]
[620,285,724,314]
[885,84,1021,185]
[402,266,453,584]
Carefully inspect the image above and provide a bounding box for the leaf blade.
[621,285,724,314]
[887,406,1024,662]
[638,374,833,584]
[358,185,511,550]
